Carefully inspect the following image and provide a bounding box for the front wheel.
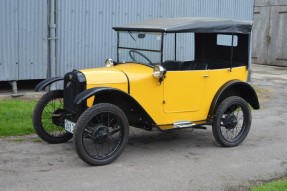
[74,103,129,166]
[212,96,251,147]
[32,90,72,144]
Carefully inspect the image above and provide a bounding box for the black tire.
[74,103,129,166]
[212,96,251,147]
[32,90,72,144]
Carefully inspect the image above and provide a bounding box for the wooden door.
[252,6,270,65]
[268,6,287,66]
[252,5,287,67]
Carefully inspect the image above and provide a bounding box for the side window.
[163,34,175,61]
[217,34,238,47]
[162,33,197,71]
[163,33,195,61]
[176,33,195,60]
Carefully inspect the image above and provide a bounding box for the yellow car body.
[81,63,249,130]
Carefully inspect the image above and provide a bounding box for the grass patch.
[32,138,43,143]
[0,100,37,136]
[12,138,26,142]
[251,178,287,191]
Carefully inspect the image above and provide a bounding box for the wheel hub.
[52,109,65,126]
[92,125,109,143]
[224,114,238,129]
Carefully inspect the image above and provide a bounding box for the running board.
[173,120,196,129]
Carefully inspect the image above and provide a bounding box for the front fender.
[74,87,156,130]
[74,87,111,105]
[35,77,63,92]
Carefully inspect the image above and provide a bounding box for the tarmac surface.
[0,64,287,191]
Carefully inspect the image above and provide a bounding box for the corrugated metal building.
[0,0,255,91]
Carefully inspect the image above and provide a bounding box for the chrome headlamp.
[153,65,166,79]
[105,59,114,67]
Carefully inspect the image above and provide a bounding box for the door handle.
[203,74,209,78]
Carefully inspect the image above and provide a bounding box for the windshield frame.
[116,31,164,67]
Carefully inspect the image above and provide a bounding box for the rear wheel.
[32,90,72,144]
[212,96,251,147]
[74,103,129,166]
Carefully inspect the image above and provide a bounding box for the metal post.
[117,32,119,63]
[8,81,24,97]
[9,81,17,94]
[175,33,177,60]
[230,34,234,72]
[247,33,252,82]
[48,0,56,89]
[160,32,164,64]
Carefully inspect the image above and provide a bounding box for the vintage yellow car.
[33,17,259,166]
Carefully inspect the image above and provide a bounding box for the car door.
[163,70,209,113]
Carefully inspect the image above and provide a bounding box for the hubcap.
[92,125,109,143]
[52,109,65,126]
[224,114,238,129]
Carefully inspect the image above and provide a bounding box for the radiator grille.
[64,79,78,112]
[63,71,86,117]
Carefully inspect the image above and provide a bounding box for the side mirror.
[153,65,166,82]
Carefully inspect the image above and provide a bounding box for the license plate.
[65,119,75,134]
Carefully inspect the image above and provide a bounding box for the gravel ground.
[0,64,287,191]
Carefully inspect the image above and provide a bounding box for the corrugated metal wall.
[18,0,48,80]
[0,0,18,81]
[56,0,255,76]
[0,0,48,81]
[0,0,254,81]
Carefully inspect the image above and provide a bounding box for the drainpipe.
[48,0,56,89]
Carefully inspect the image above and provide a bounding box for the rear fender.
[208,80,260,121]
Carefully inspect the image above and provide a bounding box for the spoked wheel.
[212,96,251,147]
[74,103,129,166]
[33,90,72,144]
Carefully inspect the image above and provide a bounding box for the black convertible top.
[113,17,253,34]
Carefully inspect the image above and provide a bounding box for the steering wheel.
[129,49,153,65]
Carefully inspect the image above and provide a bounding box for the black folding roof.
[113,17,253,34]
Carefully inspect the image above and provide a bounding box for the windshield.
[117,31,162,66]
